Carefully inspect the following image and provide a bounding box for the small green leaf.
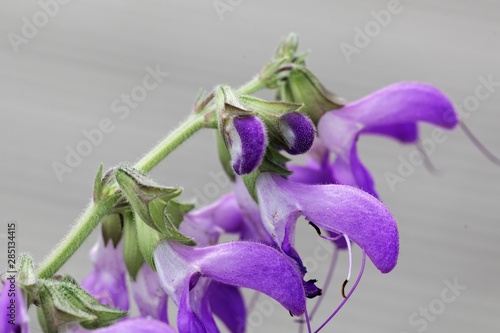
[17,253,37,289]
[242,148,292,202]
[115,165,182,233]
[36,277,127,331]
[122,212,144,280]
[216,130,236,181]
[280,65,345,124]
[242,171,260,202]
[239,95,301,117]
[135,214,163,271]
[101,213,123,248]
[165,200,195,229]
[93,164,104,202]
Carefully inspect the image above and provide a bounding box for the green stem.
[36,76,266,279]
[36,200,111,279]
[237,75,266,95]
[134,114,206,173]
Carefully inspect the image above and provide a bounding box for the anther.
[341,279,348,299]
[309,221,321,235]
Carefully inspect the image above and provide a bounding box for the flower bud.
[279,112,315,155]
[227,116,267,175]
[216,86,268,175]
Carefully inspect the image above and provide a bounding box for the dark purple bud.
[303,279,322,299]
[228,116,267,175]
[279,112,315,155]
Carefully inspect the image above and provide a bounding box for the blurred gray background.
[1,1,499,332]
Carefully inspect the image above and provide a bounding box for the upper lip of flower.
[153,239,307,331]
[256,172,400,274]
[316,81,458,197]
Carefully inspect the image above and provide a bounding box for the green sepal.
[165,200,195,229]
[135,214,163,271]
[93,164,104,202]
[122,211,144,280]
[239,95,302,117]
[261,33,308,88]
[260,57,287,89]
[242,171,260,202]
[274,33,300,63]
[277,65,345,124]
[149,199,196,245]
[101,213,123,248]
[215,85,256,151]
[260,148,292,175]
[115,165,182,234]
[216,130,236,181]
[37,305,53,333]
[35,277,127,332]
[93,164,118,204]
[239,95,303,148]
[17,253,37,290]
[242,148,292,201]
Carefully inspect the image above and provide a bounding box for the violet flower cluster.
[1,34,461,333]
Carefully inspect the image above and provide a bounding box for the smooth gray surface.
[1,1,499,332]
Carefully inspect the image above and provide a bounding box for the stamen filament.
[246,291,260,314]
[304,307,313,333]
[460,121,500,166]
[319,233,343,241]
[314,251,367,333]
[345,235,352,282]
[310,250,339,319]
[416,142,443,176]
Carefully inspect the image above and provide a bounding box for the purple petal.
[332,143,378,197]
[363,123,418,143]
[81,235,129,311]
[229,116,267,175]
[66,318,177,333]
[288,154,334,185]
[279,112,315,155]
[177,276,218,333]
[180,193,246,246]
[256,173,399,273]
[207,282,246,333]
[233,178,275,244]
[328,231,349,249]
[0,280,29,333]
[132,264,168,323]
[153,241,306,316]
[318,82,458,196]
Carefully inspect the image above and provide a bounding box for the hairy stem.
[36,76,265,279]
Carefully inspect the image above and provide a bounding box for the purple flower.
[256,173,399,274]
[153,240,306,332]
[81,235,129,311]
[179,193,246,246]
[233,177,276,245]
[132,264,168,323]
[65,317,177,333]
[278,112,315,155]
[288,143,334,185]
[226,116,267,175]
[316,82,458,197]
[0,278,29,333]
[205,281,246,333]
[180,190,274,246]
